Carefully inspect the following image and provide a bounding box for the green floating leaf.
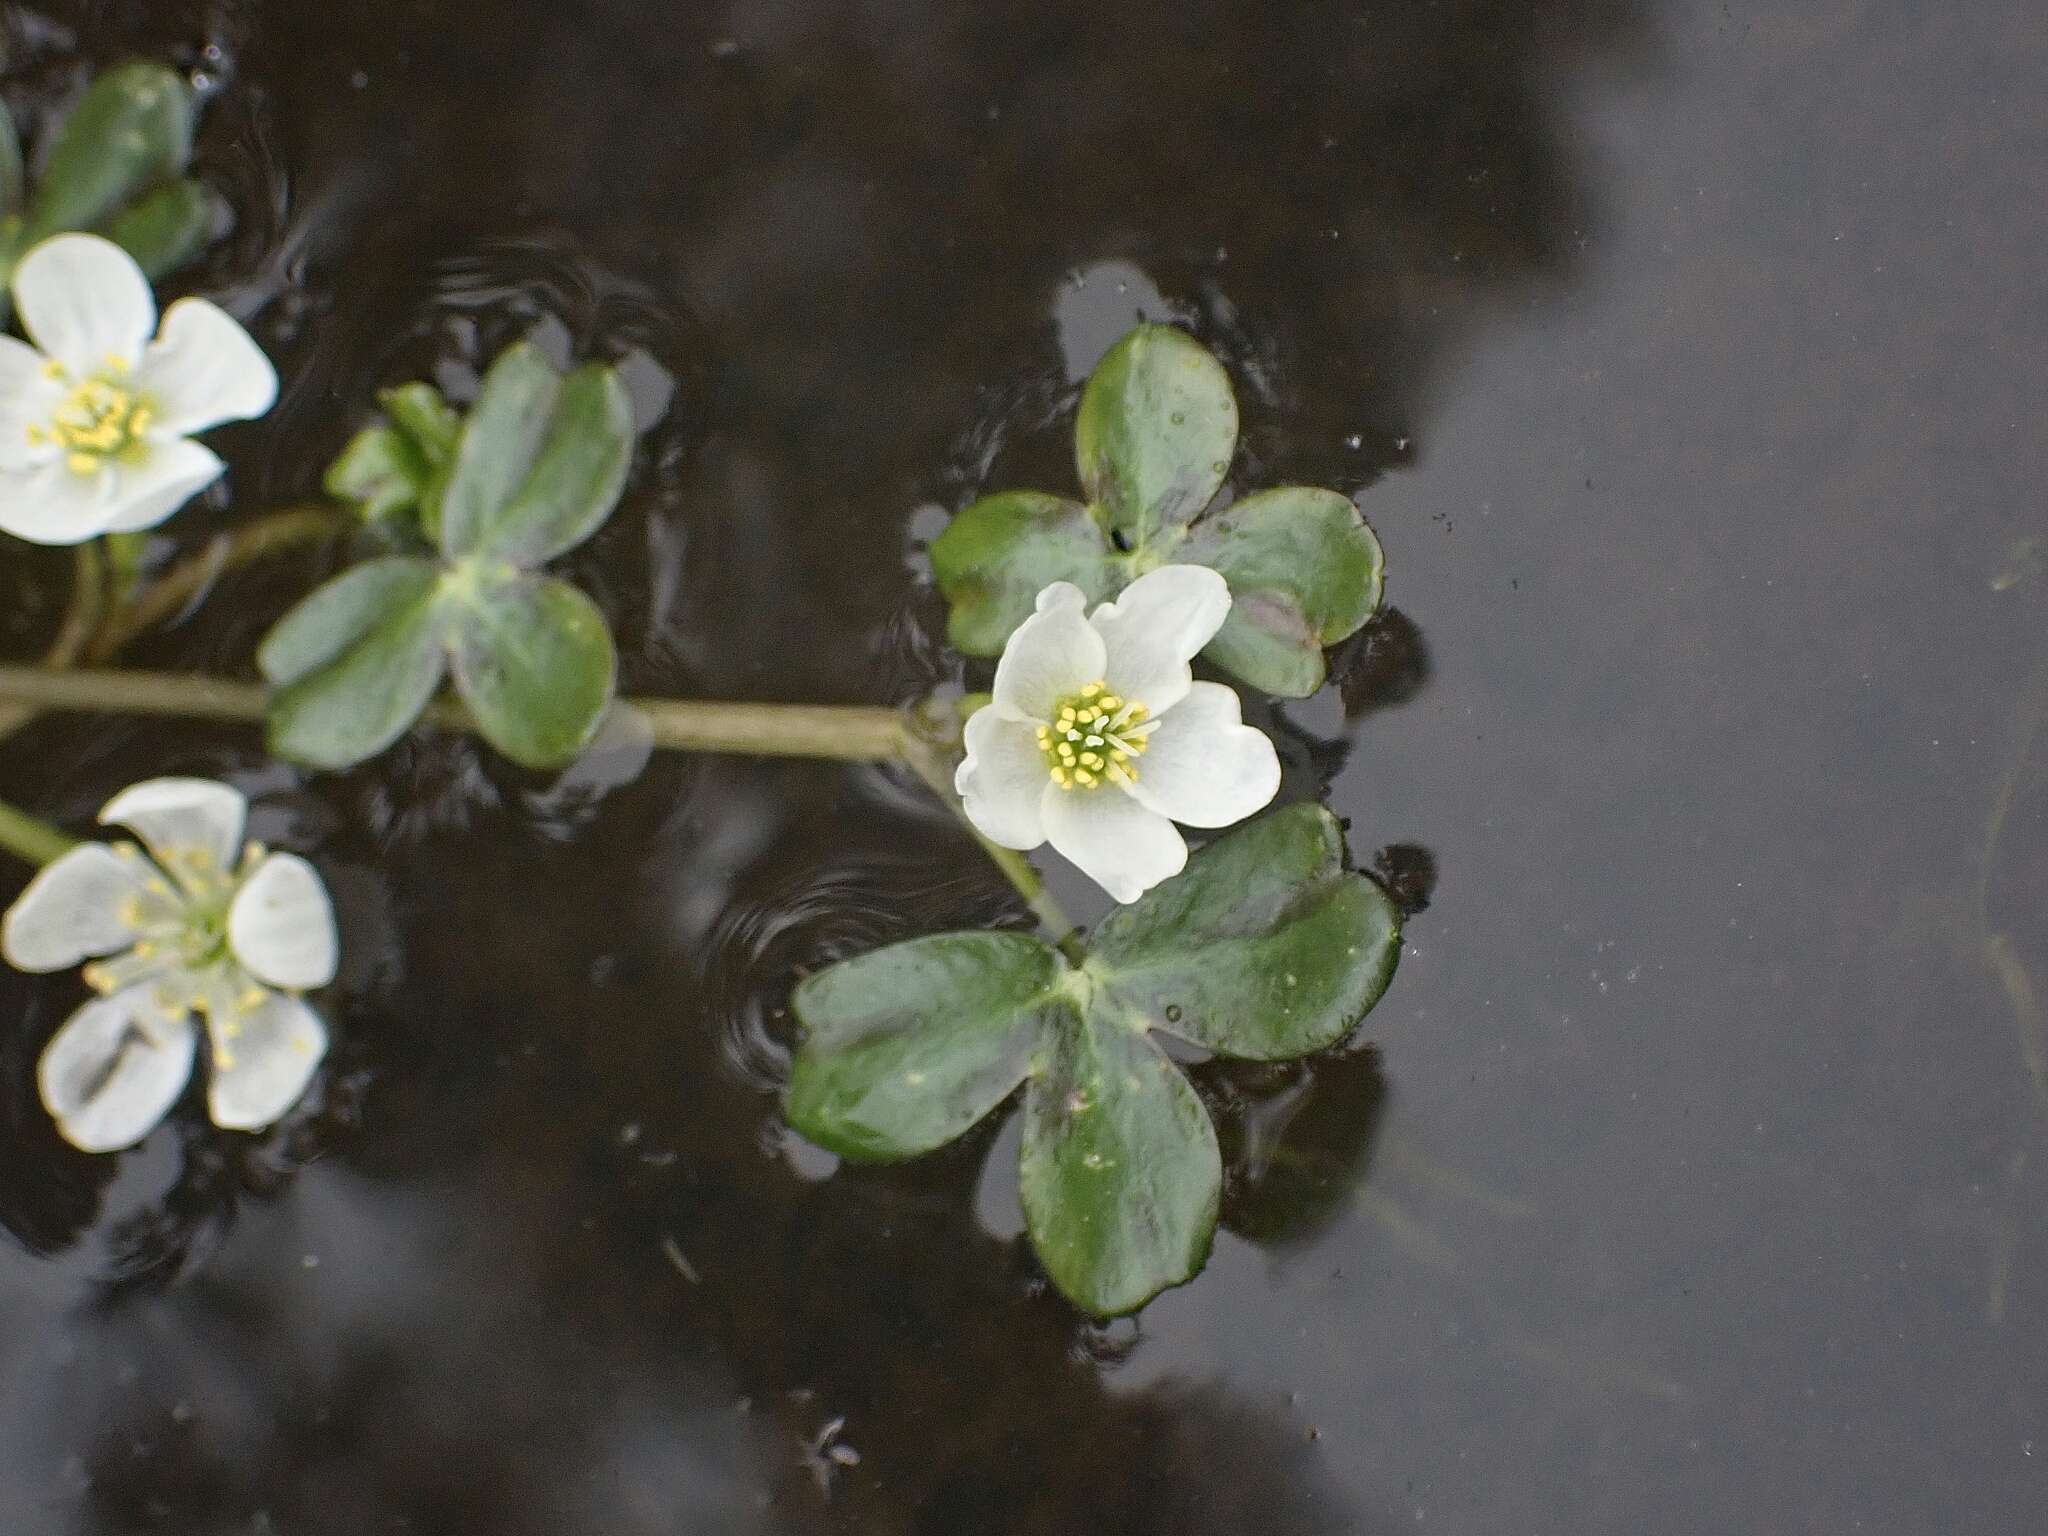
[104,176,215,281]
[437,342,563,560]
[266,564,448,771]
[1020,1009,1221,1318]
[782,806,1403,1315]
[788,932,1065,1160]
[1074,323,1237,545]
[1180,487,1385,697]
[257,556,439,687]
[472,362,634,565]
[445,568,616,769]
[25,62,194,242]
[930,490,1116,656]
[1087,803,1400,1060]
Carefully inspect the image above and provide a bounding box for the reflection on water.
[4,0,2045,1531]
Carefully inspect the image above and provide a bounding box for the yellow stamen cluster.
[28,364,153,477]
[1036,681,1153,791]
[80,839,284,1045]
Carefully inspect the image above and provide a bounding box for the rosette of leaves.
[259,341,634,771]
[785,804,1402,1316]
[932,323,1386,698]
[0,62,217,298]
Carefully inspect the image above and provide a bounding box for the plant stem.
[0,662,1085,948]
[0,795,75,868]
[901,718,1085,961]
[85,504,346,663]
[0,663,910,760]
[52,542,106,665]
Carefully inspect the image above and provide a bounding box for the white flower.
[0,233,277,546]
[955,565,1282,903]
[3,778,337,1152]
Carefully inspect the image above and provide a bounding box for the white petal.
[12,234,156,376]
[1089,564,1232,716]
[38,991,196,1152]
[1129,682,1282,829]
[2,843,154,971]
[954,707,1050,850]
[97,438,225,534]
[990,582,1107,721]
[206,991,327,1132]
[1040,783,1188,904]
[99,778,247,873]
[3,843,155,974]
[132,298,279,437]
[0,458,124,545]
[0,335,62,471]
[228,852,338,990]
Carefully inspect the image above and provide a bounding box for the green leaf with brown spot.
[1179,486,1385,697]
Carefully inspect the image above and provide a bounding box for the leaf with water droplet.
[1075,323,1237,543]
[1018,1006,1220,1317]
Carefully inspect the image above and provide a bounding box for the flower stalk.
[0,795,75,868]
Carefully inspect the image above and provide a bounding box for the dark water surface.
[1,0,2043,1530]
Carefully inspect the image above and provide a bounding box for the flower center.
[1036,682,1154,791]
[27,359,154,476]
[80,840,273,1047]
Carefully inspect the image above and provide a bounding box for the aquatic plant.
[0,58,1403,1317]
